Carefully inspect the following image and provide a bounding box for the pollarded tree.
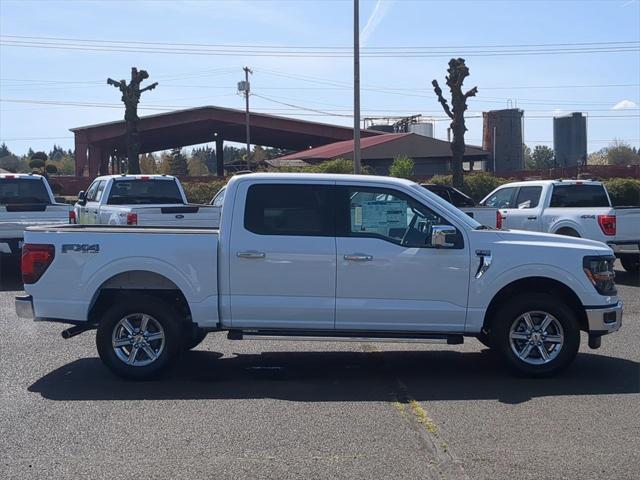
[432,58,478,189]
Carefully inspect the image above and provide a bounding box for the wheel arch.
[88,270,192,326]
[551,219,583,237]
[482,277,588,334]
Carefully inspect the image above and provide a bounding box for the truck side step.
[227,329,463,345]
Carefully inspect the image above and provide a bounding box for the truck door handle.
[344,254,373,261]
[527,216,537,220]
[237,251,266,259]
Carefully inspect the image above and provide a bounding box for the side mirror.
[431,225,457,248]
[77,190,86,205]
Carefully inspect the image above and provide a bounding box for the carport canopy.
[70,106,381,176]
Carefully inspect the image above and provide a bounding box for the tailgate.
[134,205,221,227]
[0,204,70,238]
[614,208,640,242]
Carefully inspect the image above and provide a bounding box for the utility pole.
[238,67,253,170]
[353,0,361,174]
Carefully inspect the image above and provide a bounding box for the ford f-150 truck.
[16,173,622,380]
[480,180,640,272]
[421,184,500,228]
[74,174,220,227]
[1,173,73,258]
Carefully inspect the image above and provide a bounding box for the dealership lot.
[0,263,638,480]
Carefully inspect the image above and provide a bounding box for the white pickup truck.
[480,180,640,272]
[74,174,220,227]
[16,173,622,380]
[421,184,500,228]
[1,173,72,258]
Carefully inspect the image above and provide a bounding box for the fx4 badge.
[62,244,100,254]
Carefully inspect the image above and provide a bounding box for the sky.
[0,0,639,156]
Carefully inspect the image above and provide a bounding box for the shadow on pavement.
[29,348,639,405]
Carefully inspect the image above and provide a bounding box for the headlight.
[583,255,616,295]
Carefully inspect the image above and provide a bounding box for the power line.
[2,37,638,58]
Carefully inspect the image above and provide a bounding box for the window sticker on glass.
[361,200,407,231]
[353,206,363,226]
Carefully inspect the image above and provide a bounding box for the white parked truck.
[16,173,622,379]
[421,184,500,228]
[0,173,73,258]
[74,174,221,227]
[480,179,640,272]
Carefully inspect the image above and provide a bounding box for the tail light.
[126,212,138,225]
[496,211,503,229]
[69,210,77,224]
[22,244,55,284]
[597,215,616,236]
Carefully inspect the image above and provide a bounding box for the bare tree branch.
[432,80,454,119]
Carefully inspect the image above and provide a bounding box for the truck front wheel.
[620,254,639,273]
[96,296,183,380]
[492,293,580,377]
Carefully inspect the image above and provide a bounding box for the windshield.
[0,178,51,205]
[107,179,184,205]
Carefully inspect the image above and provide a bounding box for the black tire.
[491,293,580,377]
[476,330,493,349]
[96,295,183,380]
[183,327,208,351]
[620,255,640,274]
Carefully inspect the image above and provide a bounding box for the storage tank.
[407,121,434,137]
[482,109,524,172]
[553,112,587,167]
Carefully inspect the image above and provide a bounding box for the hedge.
[603,178,640,206]
[182,180,226,204]
[428,173,514,202]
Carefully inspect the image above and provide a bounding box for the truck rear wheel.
[96,296,183,380]
[620,254,639,273]
[492,293,580,377]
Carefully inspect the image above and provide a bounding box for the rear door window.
[483,187,516,209]
[0,178,51,204]
[244,184,335,236]
[107,179,184,205]
[550,184,610,207]
[515,186,542,209]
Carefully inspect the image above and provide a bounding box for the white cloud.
[612,100,638,110]
[361,0,395,45]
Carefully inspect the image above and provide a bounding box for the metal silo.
[553,113,587,167]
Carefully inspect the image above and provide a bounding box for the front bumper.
[585,301,623,335]
[15,295,34,319]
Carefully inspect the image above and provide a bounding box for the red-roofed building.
[268,133,490,175]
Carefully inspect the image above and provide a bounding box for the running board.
[227,329,463,345]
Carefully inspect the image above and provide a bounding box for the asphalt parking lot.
[0,261,638,480]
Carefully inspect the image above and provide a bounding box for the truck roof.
[228,172,417,187]
[0,173,45,179]
[497,179,603,188]
[93,174,177,181]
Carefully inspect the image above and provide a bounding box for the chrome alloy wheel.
[509,311,564,365]
[112,313,165,367]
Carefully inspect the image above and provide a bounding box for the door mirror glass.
[431,225,457,248]
[77,190,86,205]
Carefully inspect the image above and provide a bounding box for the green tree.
[0,142,11,158]
[526,145,555,170]
[389,155,415,178]
[166,148,189,176]
[188,156,210,176]
[604,139,640,165]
